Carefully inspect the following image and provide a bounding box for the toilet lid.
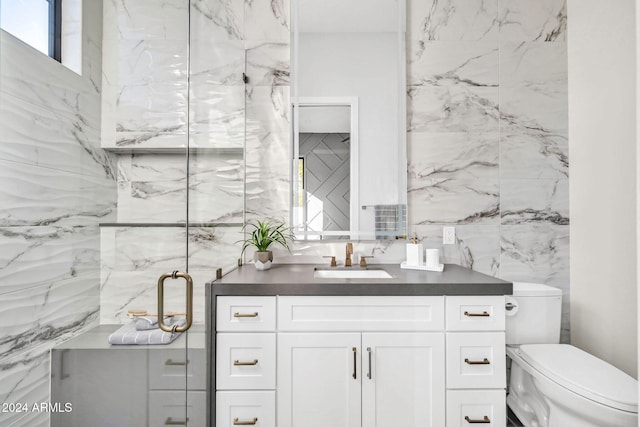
[520,344,638,413]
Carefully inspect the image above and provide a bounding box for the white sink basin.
[313,268,393,279]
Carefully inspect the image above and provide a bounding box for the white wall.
[298,32,402,207]
[568,0,637,377]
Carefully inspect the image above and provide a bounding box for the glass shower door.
[45,0,243,425]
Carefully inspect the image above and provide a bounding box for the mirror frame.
[292,97,359,239]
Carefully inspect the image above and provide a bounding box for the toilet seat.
[519,344,638,413]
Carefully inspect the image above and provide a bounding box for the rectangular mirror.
[291,0,407,240]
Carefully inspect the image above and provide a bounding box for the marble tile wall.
[406,0,569,340]
[101,0,568,340]
[0,1,113,423]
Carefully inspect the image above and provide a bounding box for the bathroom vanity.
[206,264,512,427]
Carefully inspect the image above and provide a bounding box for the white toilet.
[506,282,638,427]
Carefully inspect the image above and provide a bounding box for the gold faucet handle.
[359,256,373,267]
[323,255,337,267]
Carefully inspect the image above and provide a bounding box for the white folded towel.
[108,318,186,345]
[135,316,174,331]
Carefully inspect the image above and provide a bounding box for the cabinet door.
[361,333,445,427]
[278,333,361,427]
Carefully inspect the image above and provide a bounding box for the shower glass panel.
[48,1,246,426]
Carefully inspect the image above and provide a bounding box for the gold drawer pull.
[234,359,259,366]
[465,358,490,365]
[165,417,189,425]
[233,417,258,425]
[465,415,491,424]
[464,311,490,317]
[165,359,188,366]
[234,312,259,318]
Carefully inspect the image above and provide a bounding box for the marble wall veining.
[99,0,290,323]
[0,0,114,423]
[411,0,569,340]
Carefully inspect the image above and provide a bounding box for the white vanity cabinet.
[277,296,446,427]
[445,296,507,427]
[278,332,446,427]
[215,296,277,427]
[213,294,507,427]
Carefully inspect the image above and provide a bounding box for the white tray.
[400,261,444,272]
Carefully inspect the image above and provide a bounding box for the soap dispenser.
[405,236,424,267]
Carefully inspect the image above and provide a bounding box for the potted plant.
[239,220,293,270]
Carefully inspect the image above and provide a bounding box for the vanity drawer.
[148,390,205,427]
[277,296,445,331]
[148,348,205,391]
[217,296,276,332]
[446,332,506,389]
[216,391,275,427]
[446,296,505,331]
[446,390,506,427]
[216,333,276,390]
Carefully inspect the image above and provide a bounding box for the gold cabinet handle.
[157,271,193,333]
[165,359,188,366]
[234,359,259,366]
[465,415,491,424]
[234,312,259,318]
[465,358,490,365]
[464,311,490,317]
[60,349,70,379]
[165,417,189,425]
[352,347,357,379]
[233,417,258,425]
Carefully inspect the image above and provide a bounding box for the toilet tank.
[506,282,563,345]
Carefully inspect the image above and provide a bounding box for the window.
[1,0,61,61]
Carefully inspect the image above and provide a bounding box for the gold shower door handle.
[157,271,193,333]
[464,415,491,423]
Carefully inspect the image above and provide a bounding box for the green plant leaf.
[236,219,293,255]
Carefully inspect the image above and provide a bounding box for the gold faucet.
[345,243,353,267]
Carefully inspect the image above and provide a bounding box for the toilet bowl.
[506,282,638,427]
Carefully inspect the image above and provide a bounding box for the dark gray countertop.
[209,263,512,296]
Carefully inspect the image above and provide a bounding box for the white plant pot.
[254,251,273,270]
